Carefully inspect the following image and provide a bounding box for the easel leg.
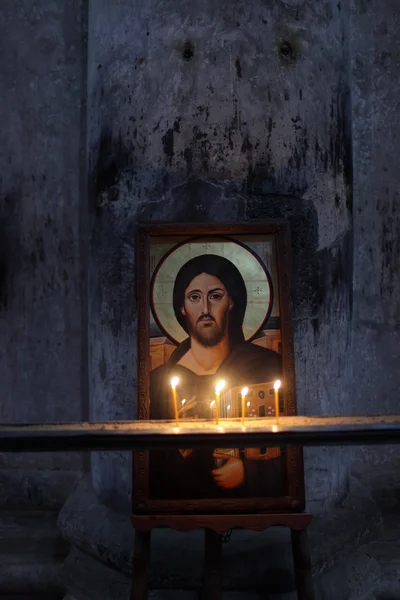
[201,528,222,600]
[132,529,151,600]
[291,528,315,600]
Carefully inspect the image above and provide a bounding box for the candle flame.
[227,404,231,410]
[210,400,216,407]
[241,386,249,397]
[171,376,180,388]
[215,380,225,394]
[247,401,251,407]
[274,379,281,391]
[181,399,186,405]
[272,425,278,433]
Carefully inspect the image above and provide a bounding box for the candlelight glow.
[210,400,216,407]
[181,399,186,405]
[227,404,231,410]
[272,425,278,433]
[171,376,180,388]
[215,380,226,394]
[241,386,249,397]
[274,380,281,426]
[247,401,251,407]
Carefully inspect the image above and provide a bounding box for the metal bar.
[0,416,400,452]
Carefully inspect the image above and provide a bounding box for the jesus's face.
[181,273,233,347]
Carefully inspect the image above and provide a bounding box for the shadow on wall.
[0,191,22,311]
[88,130,352,343]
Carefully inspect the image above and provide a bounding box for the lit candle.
[241,387,249,425]
[274,380,281,425]
[215,380,225,425]
[170,377,180,426]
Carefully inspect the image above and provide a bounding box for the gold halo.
[151,237,273,344]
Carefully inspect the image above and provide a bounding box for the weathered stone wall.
[88,0,352,514]
[351,0,400,465]
[0,0,87,506]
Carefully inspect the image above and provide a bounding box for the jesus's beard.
[188,313,229,348]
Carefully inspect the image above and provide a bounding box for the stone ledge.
[0,508,67,596]
[58,475,382,597]
[0,468,84,510]
[0,555,65,595]
[0,509,69,555]
[62,545,381,600]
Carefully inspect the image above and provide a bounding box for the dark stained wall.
[351,0,400,465]
[0,1,87,507]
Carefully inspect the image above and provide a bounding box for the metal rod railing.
[0,415,400,451]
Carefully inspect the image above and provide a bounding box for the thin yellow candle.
[170,377,180,426]
[241,387,249,425]
[215,380,225,425]
[210,400,215,421]
[274,380,281,425]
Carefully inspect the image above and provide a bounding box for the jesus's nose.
[201,295,209,313]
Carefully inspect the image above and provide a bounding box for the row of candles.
[170,377,281,427]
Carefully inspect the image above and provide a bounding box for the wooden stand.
[131,513,314,600]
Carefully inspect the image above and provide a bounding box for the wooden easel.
[131,513,315,600]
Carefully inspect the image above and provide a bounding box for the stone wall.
[0,0,87,507]
[351,0,400,465]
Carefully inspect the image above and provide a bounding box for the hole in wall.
[182,41,194,61]
[279,41,296,62]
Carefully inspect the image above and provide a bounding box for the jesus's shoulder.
[227,342,282,382]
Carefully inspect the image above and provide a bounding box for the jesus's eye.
[188,293,201,303]
[209,293,223,301]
